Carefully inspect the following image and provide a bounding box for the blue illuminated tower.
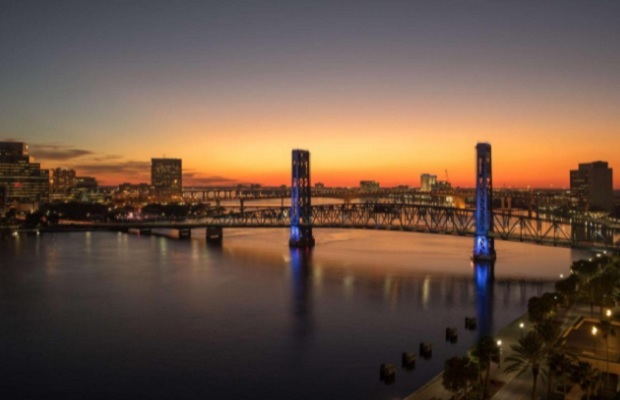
[289,149,315,248]
[473,143,496,261]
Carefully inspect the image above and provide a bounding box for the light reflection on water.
[0,229,590,400]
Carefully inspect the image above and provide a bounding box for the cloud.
[183,173,238,186]
[183,176,238,186]
[74,161,150,177]
[29,144,93,161]
[92,154,123,162]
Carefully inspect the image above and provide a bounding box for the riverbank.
[404,311,532,400]
[404,302,618,400]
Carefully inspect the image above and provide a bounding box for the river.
[0,228,590,399]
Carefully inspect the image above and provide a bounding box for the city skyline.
[2,1,620,188]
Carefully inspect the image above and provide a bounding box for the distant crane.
[444,169,450,185]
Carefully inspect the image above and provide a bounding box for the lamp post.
[519,322,525,338]
[496,340,502,368]
[603,309,613,388]
[592,325,598,354]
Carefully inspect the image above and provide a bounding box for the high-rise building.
[0,141,29,162]
[420,173,437,192]
[151,158,182,199]
[76,176,98,189]
[359,180,379,192]
[570,161,613,213]
[0,141,50,211]
[51,168,77,193]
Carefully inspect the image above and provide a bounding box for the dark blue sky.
[2,0,619,187]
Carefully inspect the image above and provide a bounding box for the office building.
[570,161,613,213]
[0,141,50,210]
[420,173,437,192]
[151,158,182,199]
[360,180,379,192]
[76,176,98,189]
[51,168,77,193]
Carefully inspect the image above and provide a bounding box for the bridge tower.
[289,149,315,248]
[473,142,496,261]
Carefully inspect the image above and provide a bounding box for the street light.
[496,340,502,368]
[606,309,612,318]
[592,325,598,354]
[519,322,525,338]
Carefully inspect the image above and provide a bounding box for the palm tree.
[572,362,602,400]
[548,351,576,399]
[535,319,562,398]
[470,336,500,400]
[555,274,579,307]
[442,356,478,399]
[572,259,601,316]
[599,319,616,389]
[503,331,547,400]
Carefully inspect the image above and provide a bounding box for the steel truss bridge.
[58,203,620,251]
[203,203,618,249]
[182,186,573,212]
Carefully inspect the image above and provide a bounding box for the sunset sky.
[1,1,619,188]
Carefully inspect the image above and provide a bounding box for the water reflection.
[474,261,495,339]
[290,248,314,339]
[1,230,573,400]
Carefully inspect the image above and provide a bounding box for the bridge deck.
[29,203,617,252]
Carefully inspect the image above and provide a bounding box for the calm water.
[0,228,589,399]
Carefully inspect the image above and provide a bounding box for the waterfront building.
[0,185,6,214]
[68,177,103,202]
[570,161,613,213]
[51,168,77,194]
[151,158,182,200]
[420,173,437,192]
[76,176,98,189]
[360,180,379,192]
[49,172,100,202]
[114,183,152,203]
[0,141,50,211]
[433,180,452,191]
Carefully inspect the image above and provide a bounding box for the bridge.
[182,185,569,213]
[39,144,620,255]
[182,185,466,208]
[50,196,619,252]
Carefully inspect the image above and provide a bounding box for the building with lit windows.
[51,168,77,194]
[570,161,613,213]
[420,173,437,192]
[151,158,182,200]
[359,180,379,192]
[0,141,50,211]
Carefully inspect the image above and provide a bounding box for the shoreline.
[404,311,531,400]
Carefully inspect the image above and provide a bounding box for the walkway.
[404,304,617,400]
[404,314,535,400]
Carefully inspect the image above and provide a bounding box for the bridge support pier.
[206,226,223,244]
[178,228,191,239]
[289,149,315,248]
[473,142,496,261]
